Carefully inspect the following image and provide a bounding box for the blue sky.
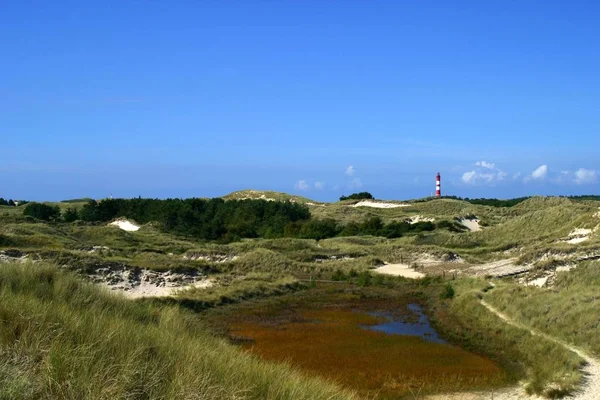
[2,1,599,201]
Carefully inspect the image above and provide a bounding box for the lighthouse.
[436,173,441,197]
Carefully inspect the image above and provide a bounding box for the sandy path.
[352,201,410,208]
[429,285,600,400]
[372,263,425,279]
[479,300,600,400]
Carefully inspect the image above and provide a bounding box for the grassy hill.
[0,261,352,400]
[222,190,318,204]
[2,193,600,398]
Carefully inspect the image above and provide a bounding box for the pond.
[363,303,446,344]
[228,302,509,398]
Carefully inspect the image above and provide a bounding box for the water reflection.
[363,303,446,344]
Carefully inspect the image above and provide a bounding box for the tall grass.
[0,262,352,399]
[485,260,600,356]
[439,278,585,397]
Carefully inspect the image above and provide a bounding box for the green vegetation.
[0,261,352,399]
[76,198,312,241]
[23,202,61,221]
[2,192,600,398]
[566,195,600,202]
[210,283,511,399]
[60,197,94,203]
[339,192,374,201]
[0,198,17,206]
[439,279,585,397]
[222,190,315,204]
[441,196,531,207]
[485,260,600,358]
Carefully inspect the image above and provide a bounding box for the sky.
[1,0,599,201]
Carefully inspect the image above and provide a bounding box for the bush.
[63,207,79,222]
[339,192,374,201]
[356,271,372,287]
[299,219,340,240]
[77,198,311,241]
[440,283,455,299]
[331,269,347,281]
[372,274,385,285]
[22,202,61,221]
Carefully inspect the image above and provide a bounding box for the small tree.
[23,202,61,221]
[340,192,374,201]
[63,207,79,222]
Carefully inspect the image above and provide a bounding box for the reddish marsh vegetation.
[225,295,509,399]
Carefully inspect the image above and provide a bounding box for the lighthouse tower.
[436,173,441,197]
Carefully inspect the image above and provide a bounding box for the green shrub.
[331,269,347,281]
[62,207,79,223]
[22,202,61,221]
[356,271,372,287]
[440,283,455,299]
[339,192,374,201]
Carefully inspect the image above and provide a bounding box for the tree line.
[0,198,27,207]
[339,192,374,201]
[431,196,530,207]
[22,198,457,242]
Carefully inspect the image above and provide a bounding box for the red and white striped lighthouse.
[436,172,441,197]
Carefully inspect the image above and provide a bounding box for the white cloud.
[462,171,477,184]
[462,171,496,184]
[475,161,496,170]
[574,168,598,184]
[553,170,571,184]
[512,172,522,180]
[345,165,355,176]
[294,180,309,191]
[314,181,325,190]
[461,161,507,185]
[531,165,548,180]
[348,178,363,188]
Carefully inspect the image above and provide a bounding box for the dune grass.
[439,278,585,397]
[0,261,352,400]
[485,260,600,356]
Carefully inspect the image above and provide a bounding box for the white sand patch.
[570,228,593,236]
[0,251,28,264]
[567,237,589,244]
[109,219,140,232]
[406,215,435,224]
[113,278,214,299]
[561,227,596,244]
[459,218,482,232]
[89,266,213,299]
[88,246,109,253]
[466,258,531,277]
[352,201,410,209]
[314,255,355,263]
[306,202,326,207]
[556,265,575,273]
[372,263,425,279]
[183,253,238,263]
[527,276,549,287]
[235,192,276,201]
